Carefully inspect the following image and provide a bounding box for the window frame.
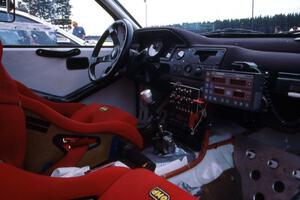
[1,1,120,100]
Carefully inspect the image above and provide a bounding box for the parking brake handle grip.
[36,48,81,58]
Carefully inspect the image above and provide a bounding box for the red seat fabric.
[15,80,142,148]
[71,103,137,125]
[101,168,197,200]
[0,163,196,200]
[20,94,143,148]
[0,164,129,200]
[0,61,26,168]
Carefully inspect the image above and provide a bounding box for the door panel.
[81,77,137,115]
[2,46,137,115]
[2,47,110,96]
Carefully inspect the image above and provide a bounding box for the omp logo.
[149,187,170,200]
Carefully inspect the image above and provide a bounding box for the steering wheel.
[88,19,134,83]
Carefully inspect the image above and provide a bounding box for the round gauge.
[148,40,163,57]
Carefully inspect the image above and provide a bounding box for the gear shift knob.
[140,89,153,105]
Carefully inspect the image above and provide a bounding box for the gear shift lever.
[140,89,158,122]
[140,89,153,105]
[140,89,175,155]
[140,89,158,116]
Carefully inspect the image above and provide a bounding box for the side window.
[2,1,115,97]
[0,22,81,46]
[0,29,22,45]
[0,1,114,47]
[68,0,114,46]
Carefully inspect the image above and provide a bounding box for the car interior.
[0,0,300,200]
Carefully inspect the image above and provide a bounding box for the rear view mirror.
[0,0,15,22]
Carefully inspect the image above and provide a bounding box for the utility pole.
[251,0,254,29]
[144,0,148,27]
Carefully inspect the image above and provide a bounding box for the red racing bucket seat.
[0,42,145,173]
[0,42,196,199]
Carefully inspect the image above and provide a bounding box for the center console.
[164,82,206,151]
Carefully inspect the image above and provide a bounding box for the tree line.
[170,13,300,34]
[13,2,300,34]
[16,0,72,26]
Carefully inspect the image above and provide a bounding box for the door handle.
[36,48,81,58]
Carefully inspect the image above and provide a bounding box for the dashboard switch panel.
[165,82,206,150]
[203,69,264,111]
[168,82,201,114]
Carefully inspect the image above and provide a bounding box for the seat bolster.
[100,168,196,200]
[0,163,130,200]
[71,103,137,126]
[20,94,143,149]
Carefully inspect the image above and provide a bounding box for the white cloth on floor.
[51,166,90,178]
[112,161,129,168]
[169,144,234,193]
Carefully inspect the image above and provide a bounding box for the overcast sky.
[70,0,300,35]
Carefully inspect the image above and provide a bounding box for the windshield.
[118,0,300,35]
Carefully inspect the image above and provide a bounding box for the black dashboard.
[131,27,300,100]
[130,27,300,134]
[133,27,300,71]
[130,28,300,198]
